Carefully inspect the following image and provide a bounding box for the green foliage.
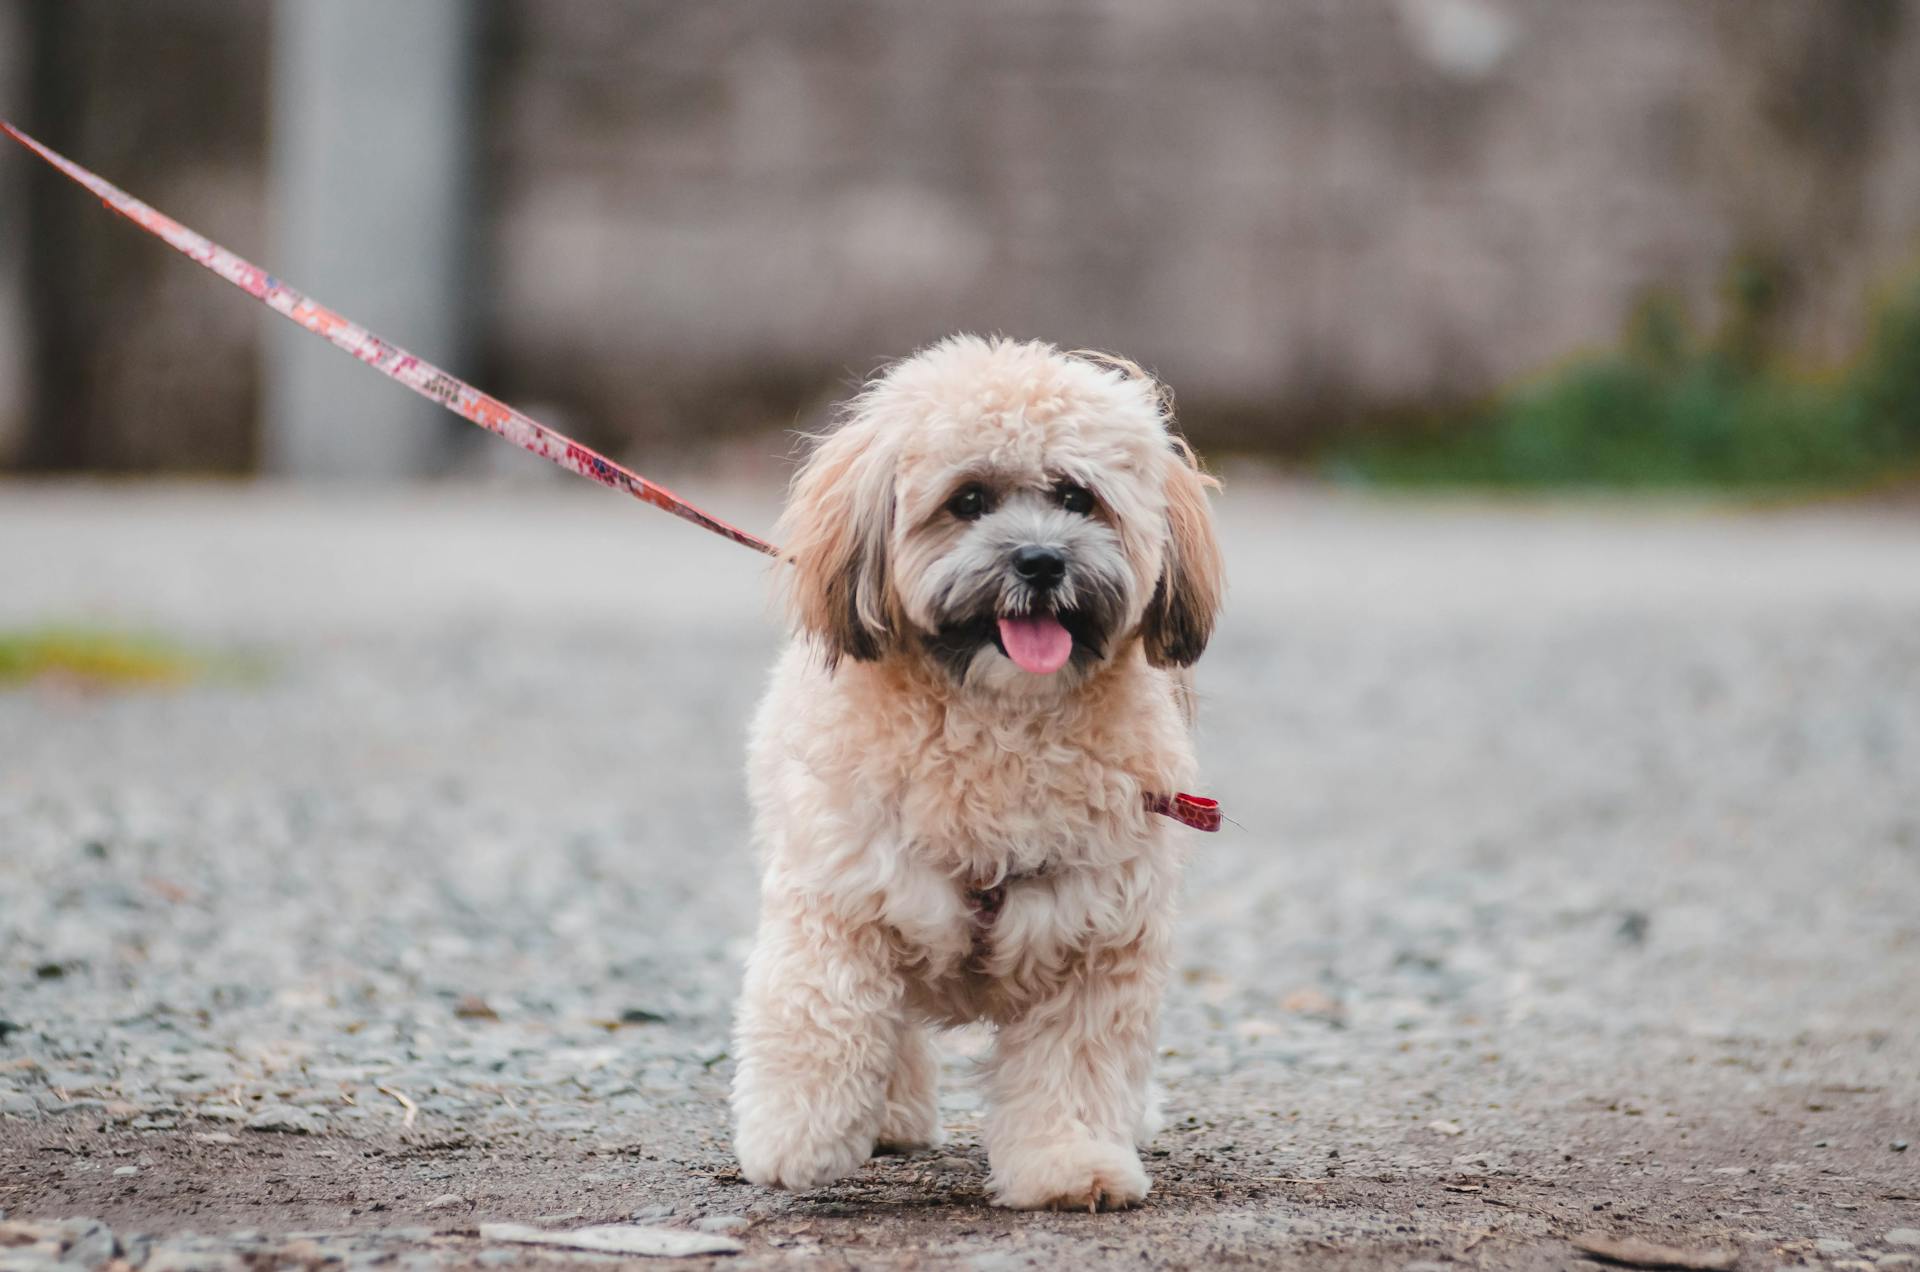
[0,627,208,688]
[1332,264,1920,489]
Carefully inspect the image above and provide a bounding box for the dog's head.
[779,336,1223,689]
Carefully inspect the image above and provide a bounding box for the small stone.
[285,1089,338,1108]
[60,1219,119,1268]
[1892,1140,1909,1152]
[192,1132,240,1145]
[1428,1120,1464,1137]
[246,1104,319,1135]
[694,1215,749,1235]
[930,1155,974,1172]
[628,1205,675,1222]
[195,1105,249,1123]
[1888,1230,1920,1248]
[423,1194,466,1210]
[114,1165,138,1176]
[144,1246,244,1272]
[1281,988,1342,1017]
[1818,1238,1858,1254]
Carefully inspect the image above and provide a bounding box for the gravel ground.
[2,477,1917,1271]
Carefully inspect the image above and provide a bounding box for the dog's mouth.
[994,613,1074,675]
[923,605,1108,682]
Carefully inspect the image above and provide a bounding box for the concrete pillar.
[264,0,476,478]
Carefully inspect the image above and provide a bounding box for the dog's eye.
[947,484,988,521]
[1056,482,1095,515]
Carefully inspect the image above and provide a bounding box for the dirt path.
[3,480,1917,1270]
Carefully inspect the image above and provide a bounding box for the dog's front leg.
[731,895,901,1190]
[983,930,1167,1211]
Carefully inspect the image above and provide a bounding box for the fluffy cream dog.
[731,335,1223,1211]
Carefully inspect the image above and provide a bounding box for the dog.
[729,335,1224,1211]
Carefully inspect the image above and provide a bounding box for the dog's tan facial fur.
[731,335,1223,1211]
[779,336,1221,682]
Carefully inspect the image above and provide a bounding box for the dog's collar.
[965,791,1221,932]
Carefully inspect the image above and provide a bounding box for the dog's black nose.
[1011,545,1067,588]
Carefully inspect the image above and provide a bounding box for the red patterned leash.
[3,121,1220,832]
[1144,792,1222,833]
[0,120,777,557]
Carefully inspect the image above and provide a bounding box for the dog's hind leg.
[731,898,900,1191]
[874,1020,944,1154]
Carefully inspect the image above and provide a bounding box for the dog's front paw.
[734,1116,873,1191]
[988,1137,1150,1212]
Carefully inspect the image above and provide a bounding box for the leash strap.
[4,121,1226,831]
[1,120,779,557]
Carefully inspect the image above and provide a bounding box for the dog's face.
[779,336,1223,690]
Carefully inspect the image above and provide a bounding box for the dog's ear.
[1142,437,1225,668]
[777,415,895,665]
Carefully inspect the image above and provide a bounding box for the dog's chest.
[890,711,1155,876]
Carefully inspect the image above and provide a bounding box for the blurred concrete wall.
[0,1,26,465]
[483,0,1920,450]
[5,0,1920,471]
[9,0,267,472]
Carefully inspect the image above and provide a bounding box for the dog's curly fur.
[730,335,1224,1211]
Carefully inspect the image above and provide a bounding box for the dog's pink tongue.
[997,615,1074,675]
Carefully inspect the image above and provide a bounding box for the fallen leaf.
[480,1222,742,1257]
[454,995,499,1021]
[0,1221,59,1249]
[1573,1231,1736,1270]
